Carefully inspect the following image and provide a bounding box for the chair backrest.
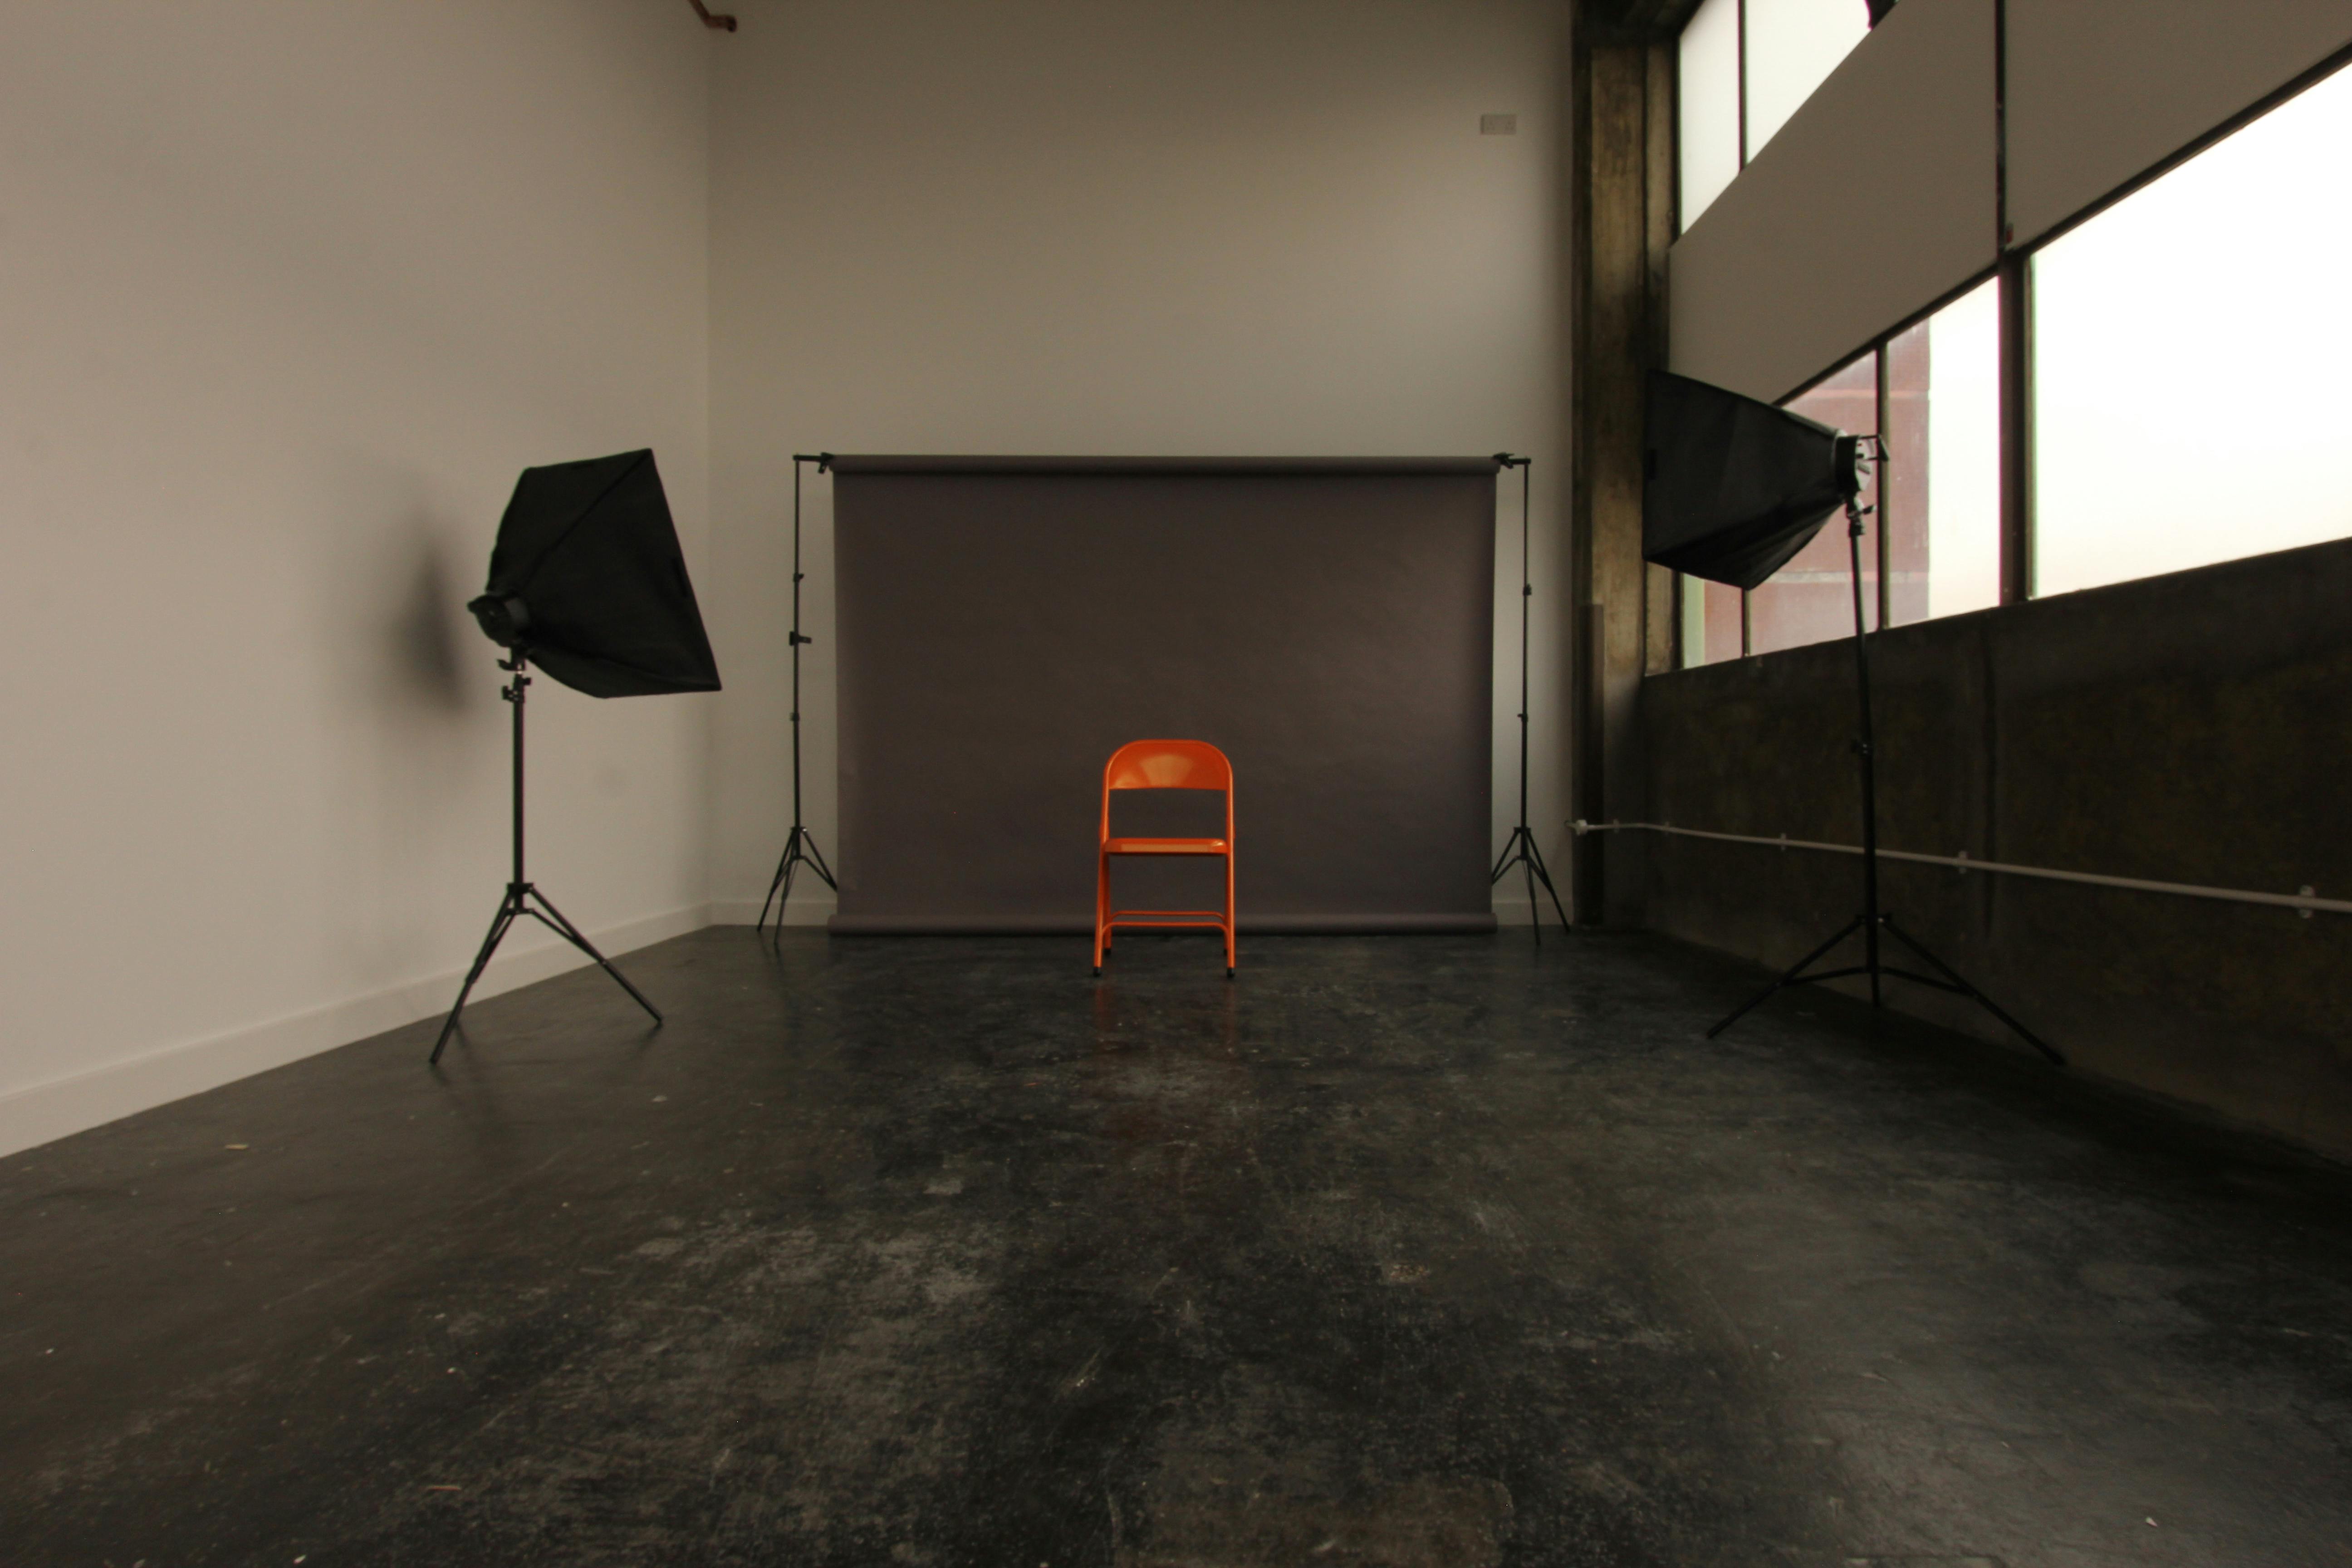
[1103,739,1231,792]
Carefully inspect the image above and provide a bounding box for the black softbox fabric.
[469,449,721,698]
[1643,370,1852,590]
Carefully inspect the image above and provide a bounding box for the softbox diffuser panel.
[829,456,1499,934]
[1644,371,1850,590]
[477,449,720,698]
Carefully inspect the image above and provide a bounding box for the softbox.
[468,449,721,698]
[1643,370,1859,589]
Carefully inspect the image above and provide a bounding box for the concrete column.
[1569,20,1677,926]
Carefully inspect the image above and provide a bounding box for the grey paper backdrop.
[828,457,1498,933]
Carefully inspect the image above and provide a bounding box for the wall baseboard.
[0,892,1554,1157]
[708,897,836,926]
[0,902,712,1161]
[824,912,1497,935]
[725,896,1536,929]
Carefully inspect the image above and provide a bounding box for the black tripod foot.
[429,883,660,1065]
[1880,916,2065,1067]
[431,888,519,1065]
[1705,911,2062,1067]
[527,887,662,1025]
[757,825,838,932]
[1490,824,1571,941]
[1706,915,1865,1040]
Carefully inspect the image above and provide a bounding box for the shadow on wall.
[313,484,504,990]
[387,537,470,715]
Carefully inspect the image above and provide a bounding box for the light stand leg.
[431,891,521,1065]
[522,887,663,1023]
[1488,456,1569,941]
[1490,826,1571,933]
[1880,916,2065,1065]
[1705,912,1866,1040]
[759,825,838,931]
[760,455,840,935]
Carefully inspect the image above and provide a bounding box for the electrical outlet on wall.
[1480,113,1518,135]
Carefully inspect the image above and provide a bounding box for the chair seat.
[1103,837,1229,856]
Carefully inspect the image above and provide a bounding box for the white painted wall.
[0,0,1572,1155]
[704,0,1570,925]
[0,2,718,1155]
[2007,0,2352,247]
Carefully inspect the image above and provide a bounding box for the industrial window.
[1672,18,2352,672]
[1884,277,2000,621]
[1676,0,1873,230]
[1678,0,1741,227]
[1680,571,1745,667]
[1749,353,1879,656]
[1681,278,1996,666]
[2031,60,2352,598]
[1743,0,1870,158]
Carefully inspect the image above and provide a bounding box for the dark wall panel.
[1642,535,2352,1161]
[830,458,1498,933]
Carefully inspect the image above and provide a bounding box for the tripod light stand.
[1640,371,2060,1065]
[433,447,720,1064]
[757,453,838,931]
[1703,475,2062,1064]
[431,648,662,1064]
[1489,454,1572,940]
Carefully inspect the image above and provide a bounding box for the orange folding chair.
[1094,740,1235,978]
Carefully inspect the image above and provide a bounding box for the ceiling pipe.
[686,0,737,31]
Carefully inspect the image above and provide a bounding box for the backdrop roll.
[828,456,1499,934]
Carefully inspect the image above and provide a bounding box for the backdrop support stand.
[1489,455,1570,941]
[431,649,662,1064]
[1705,494,2062,1065]
[758,453,839,932]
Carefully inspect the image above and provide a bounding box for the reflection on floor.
[5,929,2350,1567]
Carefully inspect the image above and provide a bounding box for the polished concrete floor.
[4,928,2350,1567]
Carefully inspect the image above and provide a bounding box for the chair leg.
[1093,852,1107,975]
[1225,851,1236,977]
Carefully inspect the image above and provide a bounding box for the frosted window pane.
[2034,64,2352,597]
[1744,0,1870,159]
[1682,575,1744,666]
[1884,277,2000,624]
[1679,0,1742,228]
[1754,353,1878,655]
